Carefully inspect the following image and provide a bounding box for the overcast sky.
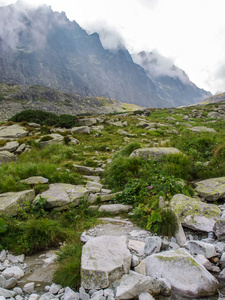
[0,0,225,94]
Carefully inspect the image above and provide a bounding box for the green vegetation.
[1,103,225,288]
[9,110,78,128]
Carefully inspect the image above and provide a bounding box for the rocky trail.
[1,105,225,299]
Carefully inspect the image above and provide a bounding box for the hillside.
[201,92,225,104]
[0,1,210,107]
[0,83,140,122]
[0,103,225,298]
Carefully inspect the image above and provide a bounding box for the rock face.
[35,183,89,210]
[0,124,28,139]
[0,190,35,216]
[81,236,131,289]
[144,248,219,297]
[170,194,220,232]
[130,147,183,161]
[195,177,225,201]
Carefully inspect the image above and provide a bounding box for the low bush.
[9,110,78,128]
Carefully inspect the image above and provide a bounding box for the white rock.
[184,240,217,258]
[81,236,131,289]
[144,248,219,298]
[49,283,62,295]
[98,204,133,214]
[115,271,161,300]
[28,294,40,300]
[0,287,15,298]
[23,282,35,294]
[2,266,24,279]
[195,254,220,273]
[138,292,155,300]
[64,287,79,300]
[128,240,145,256]
[0,250,6,263]
[131,255,140,268]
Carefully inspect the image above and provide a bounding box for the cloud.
[0,1,67,50]
[86,22,125,51]
[132,50,190,84]
[137,0,158,9]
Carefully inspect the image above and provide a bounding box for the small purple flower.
[147,185,153,190]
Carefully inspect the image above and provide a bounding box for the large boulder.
[115,271,163,299]
[81,236,131,289]
[170,194,220,232]
[0,124,28,139]
[194,177,225,201]
[0,150,17,164]
[0,190,35,216]
[130,148,183,161]
[34,183,89,210]
[144,248,219,298]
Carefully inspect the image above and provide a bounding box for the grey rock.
[131,255,140,268]
[184,240,217,258]
[0,151,17,164]
[0,190,35,216]
[15,143,26,154]
[13,287,23,295]
[0,124,28,139]
[79,118,97,126]
[144,248,219,298]
[214,219,225,241]
[39,292,58,300]
[2,266,24,279]
[195,254,221,273]
[138,292,155,300]
[49,283,62,295]
[23,282,35,294]
[64,287,79,300]
[35,183,88,210]
[188,126,216,133]
[28,294,40,300]
[81,236,131,289]
[130,147,183,161]
[128,240,145,256]
[0,251,6,263]
[98,204,133,214]
[0,141,19,152]
[71,126,90,134]
[7,254,25,263]
[157,278,171,296]
[144,236,162,256]
[0,288,15,298]
[79,287,90,300]
[171,194,220,232]
[218,268,225,281]
[20,176,49,185]
[0,275,17,289]
[220,253,225,269]
[115,271,161,300]
[195,177,225,201]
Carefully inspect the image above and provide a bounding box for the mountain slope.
[0,1,210,107]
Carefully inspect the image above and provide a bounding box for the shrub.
[9,110,78,128]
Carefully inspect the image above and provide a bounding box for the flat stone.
[98,204,133,214]
[0,141,19,152]
[0,190,35,216]
[171,194,220,232]
[81,236,131,289]
[144,248,219,298]
[130,147,183,161]
[71,126,90,134]
[34,183,88,210]
[20,176,49,185]
[0,124,28,139]
[195,177,225,201]
[188,126,216,133]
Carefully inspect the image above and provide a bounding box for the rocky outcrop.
[81,236,131,289]
[130,147,183,161]
[144,248,219,297]
[170,194,220,232]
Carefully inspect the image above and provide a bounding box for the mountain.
[0,1,210,108]
[200,93,225,105]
